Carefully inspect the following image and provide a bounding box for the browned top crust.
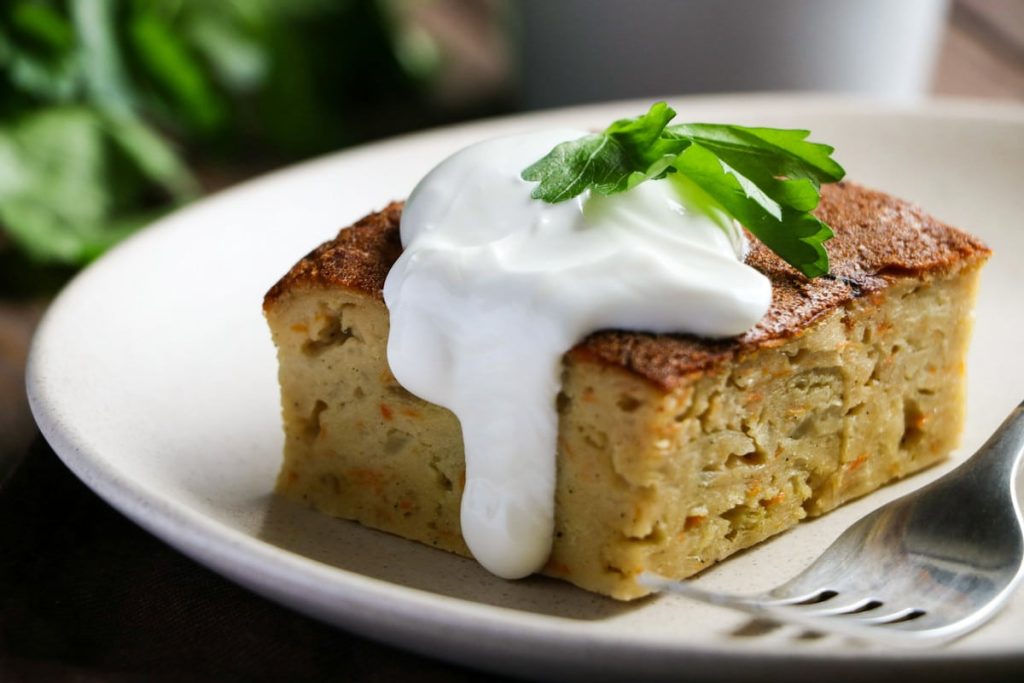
[264,182,989,389]
[264,202,404,306]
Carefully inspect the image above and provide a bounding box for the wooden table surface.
[1,1,1022,680]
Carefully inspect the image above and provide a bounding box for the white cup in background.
[515,0,951,109]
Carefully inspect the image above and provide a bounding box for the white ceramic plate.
[28,95,1024,680]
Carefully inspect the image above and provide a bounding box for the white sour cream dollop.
[383,130,771,579]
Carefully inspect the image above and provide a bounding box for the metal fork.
[639,401,1024,646]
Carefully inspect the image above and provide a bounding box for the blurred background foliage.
[0,0,509,292]
[2,0,1018,296]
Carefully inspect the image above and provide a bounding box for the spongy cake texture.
[264,182,988,599]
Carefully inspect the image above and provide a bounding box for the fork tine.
[637,573,770,613]
[763,589,838,606]
[789,595,882,617]
[637,572,963,646]
[853,607,928,626]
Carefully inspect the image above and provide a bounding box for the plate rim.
[26,93,1024,679]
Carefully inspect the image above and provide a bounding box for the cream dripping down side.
[383,130,772,579]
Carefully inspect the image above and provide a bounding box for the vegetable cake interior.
[265,186,987,599]
[268,266,982,599]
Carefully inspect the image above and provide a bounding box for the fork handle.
[960,401,1024,488]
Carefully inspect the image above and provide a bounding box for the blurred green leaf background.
[0,0,508,293]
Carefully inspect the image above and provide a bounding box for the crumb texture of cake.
[265,182,988,600]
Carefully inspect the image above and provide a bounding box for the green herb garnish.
[521,102,845,278]
[0,0,436,272]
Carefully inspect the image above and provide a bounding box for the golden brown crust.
[577,182,990,388]
[263,182,990,389]
[263,202,403,307]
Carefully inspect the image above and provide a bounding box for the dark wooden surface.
[2,2,1022,680]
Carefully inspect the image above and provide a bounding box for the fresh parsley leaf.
[521,101,687,202]
[665,123,842,213]
[673,143,833,278]
[519,135,633,202]
[521,103,845,278]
